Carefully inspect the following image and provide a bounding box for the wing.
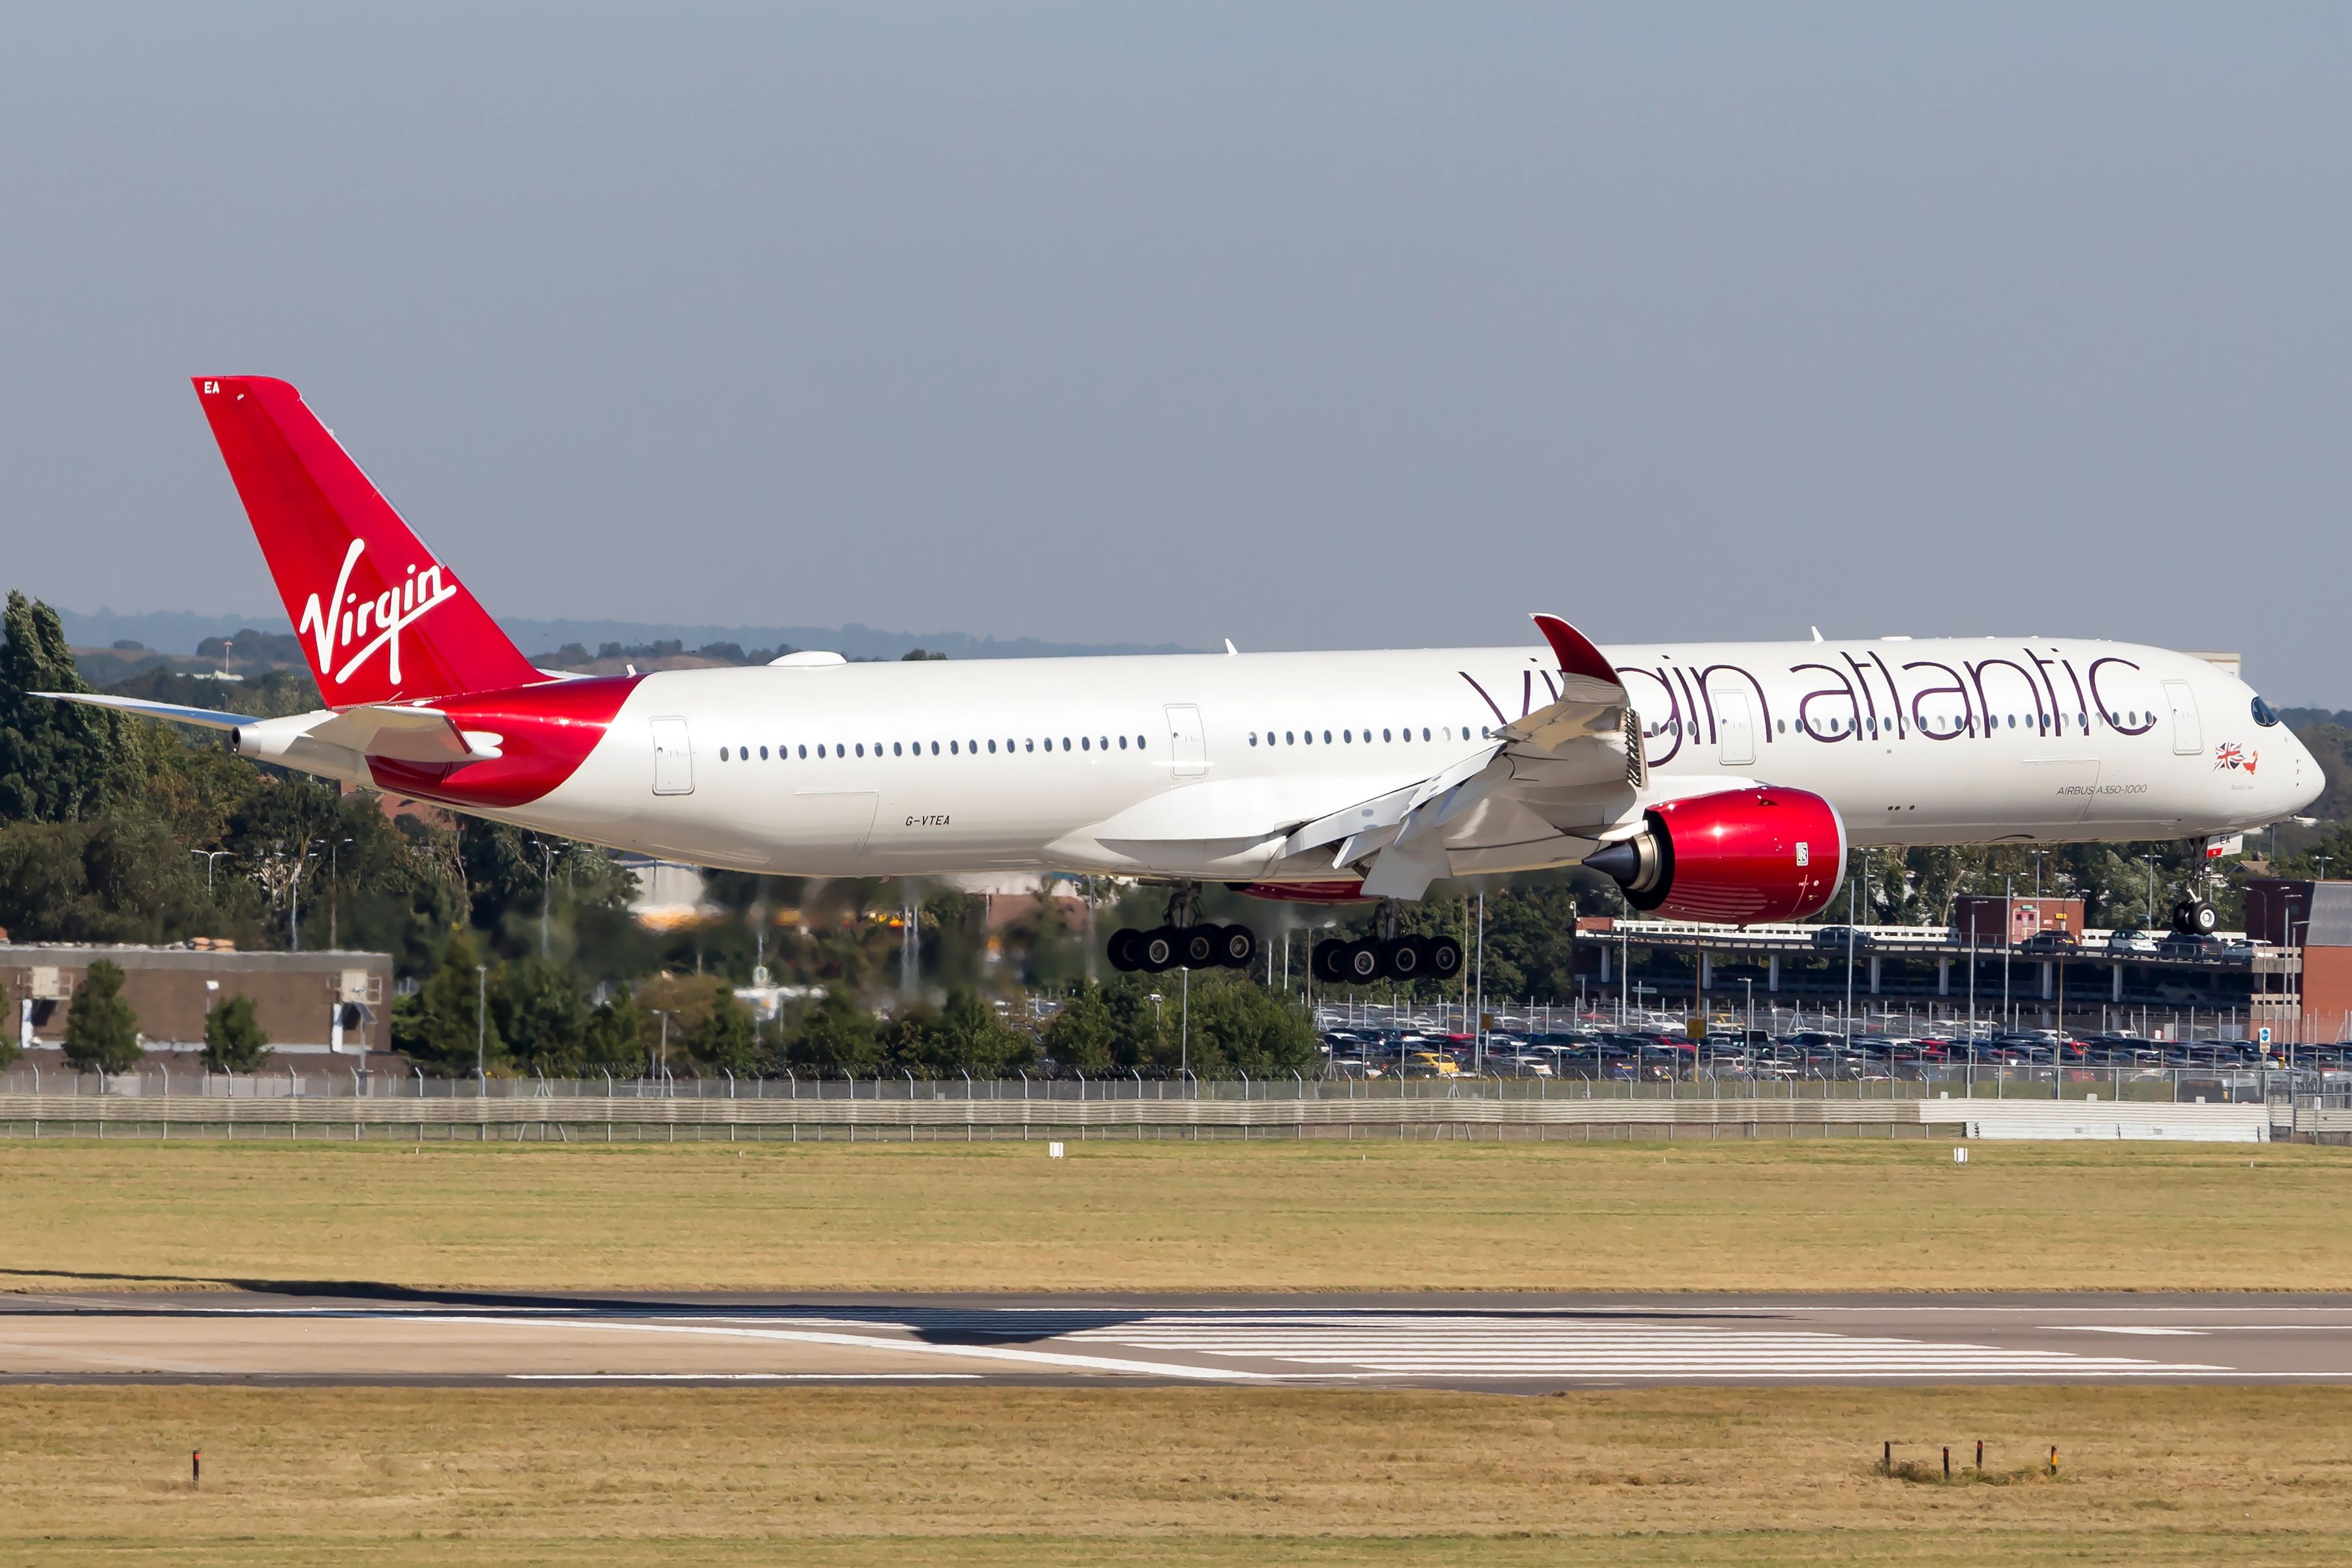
[1276,612,1652,899]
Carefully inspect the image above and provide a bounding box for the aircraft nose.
[2284,726,2325,813]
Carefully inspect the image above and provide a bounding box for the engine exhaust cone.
[1583,841,1642,885]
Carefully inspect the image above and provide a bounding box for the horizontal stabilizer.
[31,690,247,731]
[308,704,498,762]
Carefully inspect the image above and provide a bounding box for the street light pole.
[2002,875,2013,1033]
[474,963,487,1083]
[189,849,230,889]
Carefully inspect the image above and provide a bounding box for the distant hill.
[55,607,1198,662]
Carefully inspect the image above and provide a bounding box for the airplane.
[42,376,2325,984]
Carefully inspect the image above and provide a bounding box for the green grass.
[2,1136,2346,1293]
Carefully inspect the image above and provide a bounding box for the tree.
[881,988,1033,1079]
[0,591,127,824]
[0,813,218,943]
[581,989,649,1074]
[687,987,760,1076]
[1181,972,1319,1079]
[62,959,142,1074]
[1042,980,1116,1074]
[788,989,880,1078]
[492,955,588,1071]
[202,993,270,1072]
[395,929,504,1076]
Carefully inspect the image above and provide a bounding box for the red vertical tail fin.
[192,376,543,706]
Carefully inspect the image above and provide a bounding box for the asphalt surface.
[6,1291,2352,1390]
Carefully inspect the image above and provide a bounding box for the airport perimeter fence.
[0,1064,2338,1143]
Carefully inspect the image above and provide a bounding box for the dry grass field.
[2,1384,2347,1565]
[1,1136,2347,1293]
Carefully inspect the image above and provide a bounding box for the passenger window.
[1421,727,1430,741]
[1322,730,1332,744]
[1025,739,1034,752]
[988,740,997,753]
[1062,737,1071,751]
[1136,735,1145,749]
[1383,729,1391,742]
[1119,735,1128,749]
[892,742,902,756]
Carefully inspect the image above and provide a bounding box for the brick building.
[2246,880,2352,1042]
[1,944,391,1055]
[1951,895,2088,945]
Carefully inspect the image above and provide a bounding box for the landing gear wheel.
[1180,925,1219,969]
[1426,936,1464,980]
[1312,941,1348,985]
[1107,927,1142,973]
[1138,926,1179,973]
[1214,924,1258,969]
[2171,896,2217,937]
[1383,935,1428,981]
[1340,939,1383,985]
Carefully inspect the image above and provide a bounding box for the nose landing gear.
[1106,882,1258,974]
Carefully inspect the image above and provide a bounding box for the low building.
[1952,895,2088,944]
[1,944,391,1056]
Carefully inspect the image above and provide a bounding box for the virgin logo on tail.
[298,538,458,689]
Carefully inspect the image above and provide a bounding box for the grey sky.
[3,6,2346,697]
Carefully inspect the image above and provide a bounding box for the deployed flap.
[1290,613,1646,896]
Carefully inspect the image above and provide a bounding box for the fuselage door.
[651,716,694,795]
[1164,704,1207,779]
[2163,681,2203,757]
[1710,685,1756,767]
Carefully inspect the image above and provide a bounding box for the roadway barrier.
[1961,1101,2270,1143]
[0,1091,2043,1143]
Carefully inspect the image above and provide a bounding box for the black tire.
[1383,935,1427,980]
[1216,923,1258,969]
[2170,896,2216,937]
[1106,927,1142,973]
[1312,941,1347,984]
[1426,935,1464,980]
[1180,925,1219,969]
[1139,926,1179,973]
[1341,939,1383,984]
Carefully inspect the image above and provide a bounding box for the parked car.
[1811,926,1878,952]
[2105,928,2159,955]
[2019,929,2081,953]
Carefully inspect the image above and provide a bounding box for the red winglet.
[1530,612,1618,686]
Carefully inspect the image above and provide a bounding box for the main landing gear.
[1311,899,1463,986]
[1107,883,1259,974]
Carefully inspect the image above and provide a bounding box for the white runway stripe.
[1060,1314,2227,1379]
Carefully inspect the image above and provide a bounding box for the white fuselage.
[432,635,2317,882]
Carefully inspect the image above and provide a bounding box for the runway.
[7,1291,2352,1389]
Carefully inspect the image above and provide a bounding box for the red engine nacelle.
[1584,787,1847,926]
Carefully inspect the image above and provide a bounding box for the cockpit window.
[2252,695,2282,727]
